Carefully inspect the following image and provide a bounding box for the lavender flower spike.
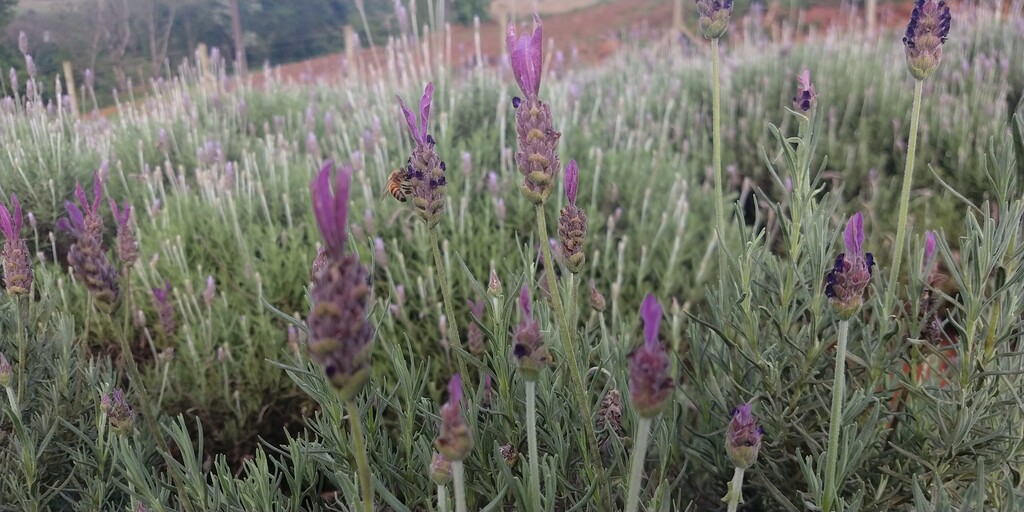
[922,230,937,277]
[506,14,543,100]
[0,194,34,296]
[558,159,587,273]
[397,83,447,228]
[101,388,136,435]
[436,374,474,461]
[725,403,764,469]
[59,174,119,308]
[308,161,374,401]
[629,294,673,418]
[793,69,817,113]
[109,199,138,269]
[151,281,176,335]
[903,0,951,80]
[695,0,734,39]
[825,212,875,319]
[512,286,550,380]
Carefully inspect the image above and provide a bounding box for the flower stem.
[711,37,726,260]
[625,417,653,512]
[526,380,542,510]
[346,400,374,512]
[822,319,850,512]
[438,484,449,512]
[534,204,609,503]
[429,227,468,380]
[725,467,746,512]
[567,272,579,329]
[886,79,924,314]
[453,460,467,512]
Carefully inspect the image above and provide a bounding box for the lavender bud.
[462,151,472,178]
[435,374,473,461]
[824,212,874,319]
[793,69,817,112]
[204,276,216,307]
[151,281,176,335]
[629,294,673,418]
[589,280,606,312]
[101,388,136,435]
[558,159,587,273]
[512,287,550,380]
[429,453,453,486]
[25,55,36,79]
[500,443,519,467]
[18,32,28,55]
[487,269,503,297]
[725,403,764,469]
[109,199,138,269]
[0,353,11,387]
[373,237,387,268]
[486,172,500,197]
[903,0,951,80]
[1,194,34,296]
[695,0,734,39]
[495,198,506,223]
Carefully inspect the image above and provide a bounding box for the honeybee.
[381,168,413,202]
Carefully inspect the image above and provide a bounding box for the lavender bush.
[0,2,1023,510]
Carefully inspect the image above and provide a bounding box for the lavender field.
[1,1,1023,510]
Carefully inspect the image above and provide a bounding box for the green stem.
[526,380,542,511]
[534,204,608,501]
[822,319,850,512]
[453,460,467,512]
[567,272,579,330]
[15,298,27,404]
[725,467,746,512]
[711,37,726,259]
[886,79,924,314]
[625,417,653,512]
[438,484,449,512]
[429,227,469,380]
[347,400,374,512]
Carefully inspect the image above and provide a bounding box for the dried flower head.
[629,294,674,418]
[793,69,817,112]
[308,161,374,401]
[589,280,606,312]
[467,299,486,356]
[825,212,875,320]
[151,281,176,335]
[0,194,34,296]
[397,82,447,228]
[109,199,138,269]
[435,374,474,461]
[512,286,551,381]
[725,403,764,469]
[101,388,136,435]
[597,388,625,457]
[429,452,453,486]
[903,0,952,80]
[58,174,119,308]
[558,159,587,273]
[695,0,734,39]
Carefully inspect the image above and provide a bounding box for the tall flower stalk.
[558,159,587,327]
[822,212,874,512]
[513,286,550,509]
[396,82,468,381]
[625,294,673,512]
[888,0,951,311]
[1,194,33,297]
[507,14,607,496]
[308,161,375,512]
[722,403,764,512]
[436,375,473,512]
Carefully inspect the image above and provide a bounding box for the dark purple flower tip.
[793,69,817,112]
[640,293,662,348]
[151,280,171,304]
[519,285,533,318]
[0,194,23,240]
[565,159,579,205]
[512,96,522,108]
[726,401,763,469]
[310,160,353,258]
[74,172,104,216]
[396,82,434,147]
[447,374,463,406]
[844,212,864,257]
[506,13,543,98]
[109,199,132,227]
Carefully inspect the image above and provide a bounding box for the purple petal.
[797,69,811,89]
[62,200,84,234]
[109,199,121,224]
[90,172,103,213]
[396,94,422,146]
[10,195,21,233]
[844,212,864,256]
[418,82,433,142]
[310,160,345,257]
[74,181,88,212]
[733,402,753,422]
[333,164,353,251]
[923,231,936,270]
[528,14,543,96]
[448,374,463,405]
[565,159,579,205]
[0,200,12,240]
[519,286,533,318]
[641,293,662,347]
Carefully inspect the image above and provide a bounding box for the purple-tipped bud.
[903,0,951,80]
[58,175,119,307]
[487,269,503,297]
[922,230,937,278]
[512,286,550,380]
[109,199,138,269]
[695,0,734,39]
[436,374,474,461]
[505,14,544,99]
[629,294,673,418]
[151,281,176,335]
[793,69,817,112]
[467,299,486,355]
[825,212,874,319]
[310,161,352,260]
[0,353,11,387]
[397,83,447,228]
[558,161,587,274]
[725,403,764,469]
[101,388,136,435]
[1,194,34,296]
[565,159,579,205]
[429,452,453,486]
